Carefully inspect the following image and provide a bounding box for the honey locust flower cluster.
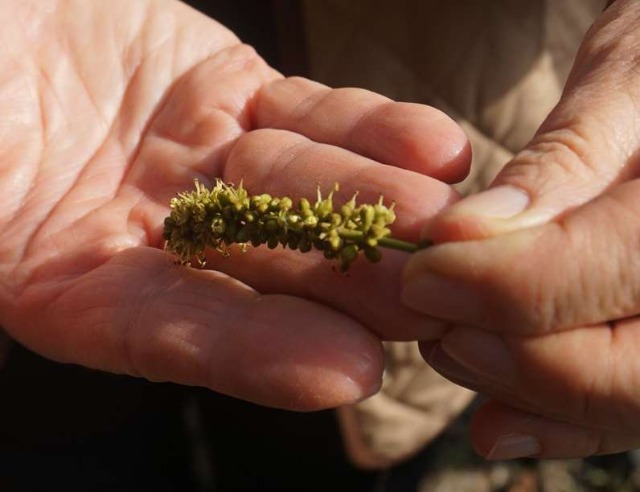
[163,179,418,271]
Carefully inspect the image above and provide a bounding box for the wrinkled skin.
[402,0,640,459]
[0,0,470,411]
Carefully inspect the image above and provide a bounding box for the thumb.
[402,1,640,334]
[428,0,640,243]
[403,182,640,333]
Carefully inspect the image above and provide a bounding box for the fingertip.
[408,110,472,183]
[360,104,472,183]
[470,400,606,460]
[254,357,384,412]
[470,401,545,461]
[208,293,386,411]
[469,399,509,457]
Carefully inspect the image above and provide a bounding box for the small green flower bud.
[340,244,358,263]
[329,235,342,251]
[236,225,252,243]
[299,236,312,253]
[267,235,279,249]
[279,197,293,210]
[364,247,382,263]
[303,215,318,227]
[287,233,301,250]
[299,198,312,214]
[360,206,375,231]
[211,218,226,235]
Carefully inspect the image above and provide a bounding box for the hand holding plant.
[402,0,640,459]
[0,0,470,410]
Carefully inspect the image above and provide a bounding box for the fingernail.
[441,327,517,387]
[306,360,382,408]
[335,374,381,404]
[339,349,384,403]
[401,273,485,323]
[450,185,530,219]
[486,434,541,460]
[427,343,483,391]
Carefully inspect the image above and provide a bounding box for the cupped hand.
[0,0,469,410]
[402,0,640,458]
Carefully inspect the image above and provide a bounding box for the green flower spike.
[162,179,426,272]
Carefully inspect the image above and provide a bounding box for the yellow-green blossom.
[163,179,421,271]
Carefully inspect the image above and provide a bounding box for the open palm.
[0,0,469,410]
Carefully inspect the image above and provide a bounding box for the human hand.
[0,0,469,410]
[402,0,640,459]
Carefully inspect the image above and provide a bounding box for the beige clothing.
[302,0,605,468]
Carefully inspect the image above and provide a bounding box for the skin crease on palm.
[0,0,471,411]
[401,0,640,460]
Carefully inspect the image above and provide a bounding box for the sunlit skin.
[0,0,470,411]
[402,0,640,459]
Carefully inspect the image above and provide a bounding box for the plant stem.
[378,237,422,253]
[338,229,431,253]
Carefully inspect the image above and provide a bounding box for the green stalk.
[337,229,431,253]
[378,237,423,253]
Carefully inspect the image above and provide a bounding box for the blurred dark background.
[186,0,308,76]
